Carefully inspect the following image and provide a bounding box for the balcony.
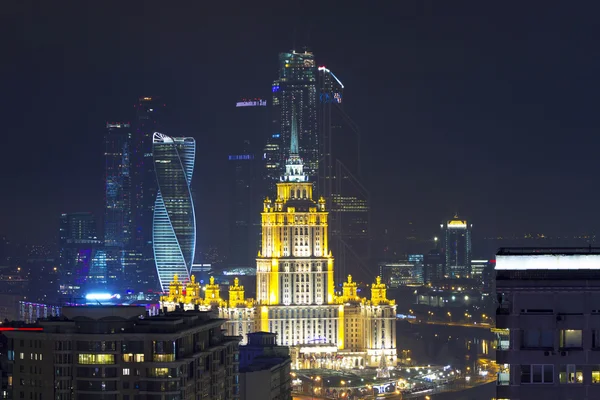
[497,372,510,386]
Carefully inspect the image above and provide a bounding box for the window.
[593,366,600,384]
[521,364,553,384]
[560,330,583,348]
[560,365,583,384]
[19,353,24,360]
[78,354,115,365]
[123,368,130,376]
[122,354,144,363]
[522,330,554,349]
[593,330,600,348]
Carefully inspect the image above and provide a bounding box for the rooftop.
[496,248,600,272]
[497,247,600,256]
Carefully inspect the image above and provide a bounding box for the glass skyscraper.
[152,132,196,291]
[58,212,102,294]
[104,122,132,248]
[441,215,472,278]
[133,97,166,290]
[272,50,318,181]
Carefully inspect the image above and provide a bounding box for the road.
[406,319,493,330]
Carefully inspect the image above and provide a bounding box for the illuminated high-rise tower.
[104,122,132,248]
[441,214,472,278]
[152,133,196,291]
[271,50,318,182]
[133,97,166,290]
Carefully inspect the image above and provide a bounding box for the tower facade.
[272,50,318,181]
[58,212,102,294]
[152,133,196,291]
[228,140,261,268]
[317,66,370,284]
[104,122,133,248]
[104,122,133,290]
[133,96,166,290]
[442,215,472,278]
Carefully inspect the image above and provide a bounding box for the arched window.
[303,189,307,198]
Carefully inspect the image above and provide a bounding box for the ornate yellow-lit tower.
[256,108,343,362]
[159,108,397,369]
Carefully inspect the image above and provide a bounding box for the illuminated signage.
[496,254,600,270]
[272,85,280,93]
[236,100,267,107]
[0,327,43,331]
[85,293,121,301]
[106,123,130,128]
[320,92,342,104]
[228,154,254,161]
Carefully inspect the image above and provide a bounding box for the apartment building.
[496,248,600,400]
[3,306,240,400]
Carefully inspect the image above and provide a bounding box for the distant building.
[272,50,318,180]
[495,248,600,400]
[104,122,133,249]
[441,215,472,278]
[133,96,166,290]
[379,261,423,287]
[424,249,444,284]
[317,65,370,284]
[152,133,196,291]
[58,212,102,295]
[228,140,261,268]
[239,332,291,400]
[104,122,133,291]
[471,259,495,292]
[4,306,240,400]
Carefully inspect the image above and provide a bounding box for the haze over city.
[4,3,600,248]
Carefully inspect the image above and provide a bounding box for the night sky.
[3,3,600,250]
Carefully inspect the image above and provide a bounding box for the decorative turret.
[338,275,362,303]
[371,276,392,305]
[318,196,326,211]
[263,196,272,212]
[229,277,247,307]
[204,276,222,304]
[160,274,185,303]
[184,275,201,303]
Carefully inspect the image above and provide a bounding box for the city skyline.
[3,5,600,249]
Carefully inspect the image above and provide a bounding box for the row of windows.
[520,364,600,384]
[18,353,42,361]
[521,329,600,349]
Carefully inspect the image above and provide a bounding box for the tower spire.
[290,104,299,155]
[281,103,307,182]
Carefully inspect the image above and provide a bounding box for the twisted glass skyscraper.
[152,132,196,291]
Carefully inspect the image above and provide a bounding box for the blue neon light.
[272,85,280,93]
[272,133,280,138]
[228,154,254,161]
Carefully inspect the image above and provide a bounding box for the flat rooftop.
[497,247,600,256]
[496,247,600,272]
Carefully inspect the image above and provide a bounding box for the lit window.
[560,330,583,348]
[19,353,23,360]
[560,364,583,384]
[123,368,130,376]
[78,354,115,365]
[592,366,600,384]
